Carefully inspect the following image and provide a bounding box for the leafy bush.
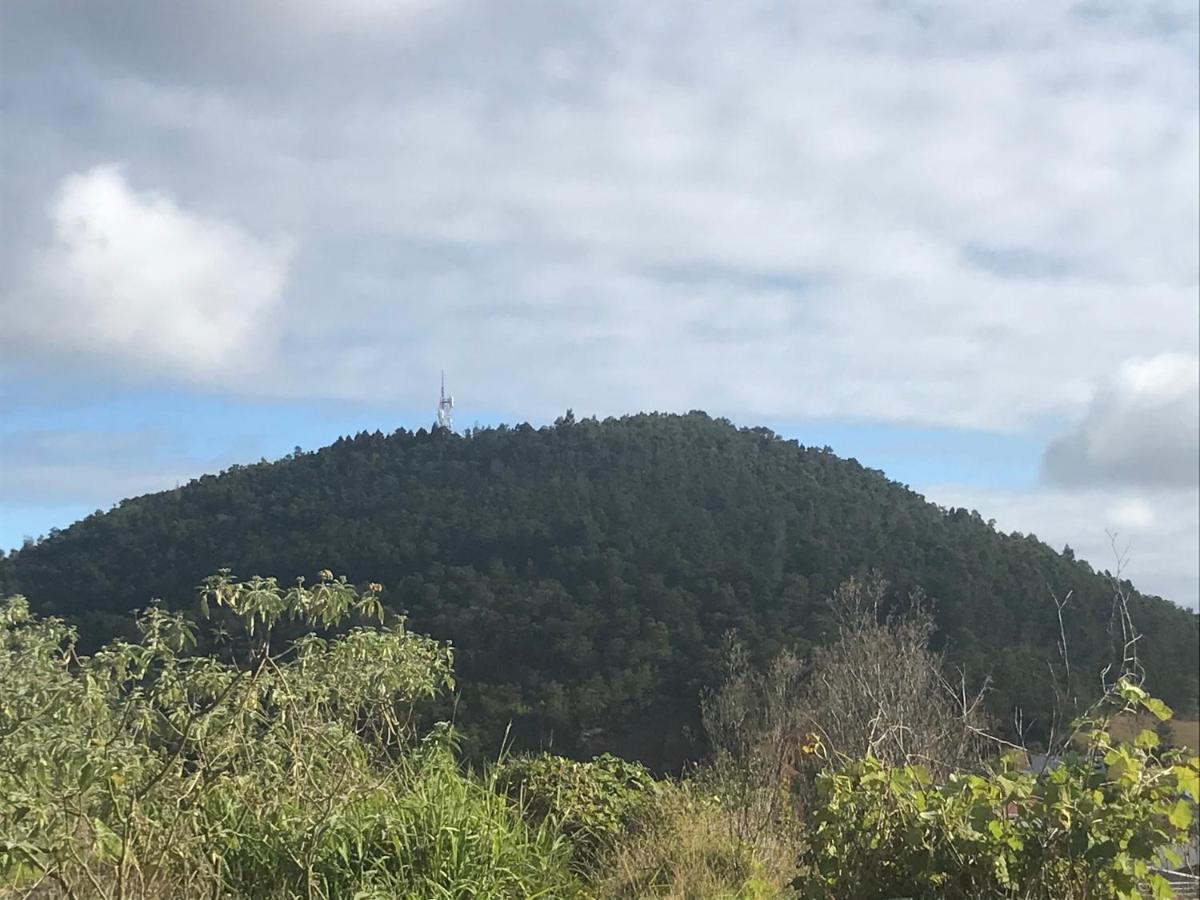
[796,678,1200,899]
[494,752,659,868]
[4,568,1195,900]
[0,573,579,899]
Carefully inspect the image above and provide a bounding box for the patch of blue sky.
[961,242,1075,280]
[0,385,528,545]
[3,388,431,454]
[762,418,1047,492]
[1,385,1049,550]
[0,505,95,551]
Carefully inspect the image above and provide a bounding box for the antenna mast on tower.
[436,371,455,431]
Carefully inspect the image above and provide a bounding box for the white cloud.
[2,4,1196,424]
[1107,497,1157,531]
[3,166,291,383]
[1042,353,1200,488]
[3,0,1183,428]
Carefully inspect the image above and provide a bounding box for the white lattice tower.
[436,371,454,431]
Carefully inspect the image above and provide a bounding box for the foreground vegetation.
[4,413,1197,768]
[2,571,1196,898]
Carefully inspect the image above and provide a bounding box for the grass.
[1110,712,1200,752]
[587,783,801,899]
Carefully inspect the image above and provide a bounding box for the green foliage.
[0,574,578,899]
[3,571,1196,900]
[5,413,1196,768]
[494,752,660,868]
[201,746,579,899]
[796,678,1200,899]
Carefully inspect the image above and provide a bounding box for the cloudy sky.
[1,1,1197,607]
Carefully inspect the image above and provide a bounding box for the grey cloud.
[1,0,607,103]
[1042,354,1200,489]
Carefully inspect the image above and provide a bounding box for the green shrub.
[0,574,580,899]
[796,678,1200,899]
[494,752,659,869]
[5,570,1195,900]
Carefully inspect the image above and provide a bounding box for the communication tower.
[436,371,454,431]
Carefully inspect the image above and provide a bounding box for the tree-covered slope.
[2,412,1196,767]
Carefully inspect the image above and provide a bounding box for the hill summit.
[3,412,1196,767]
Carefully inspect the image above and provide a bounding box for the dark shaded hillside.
[2,412,1196,767]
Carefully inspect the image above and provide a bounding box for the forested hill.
[2,412,1196,767]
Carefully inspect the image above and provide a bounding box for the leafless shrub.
[1101,530,1144,694]
[698,573,992,853]
[699,637,805,847]
[800,573,990,775]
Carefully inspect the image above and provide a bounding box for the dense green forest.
[2,412,1196,768]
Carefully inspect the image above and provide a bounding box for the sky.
[1,1,1197,608]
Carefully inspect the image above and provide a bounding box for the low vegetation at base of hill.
[3,414,1197,769]
[3,572,1196,899]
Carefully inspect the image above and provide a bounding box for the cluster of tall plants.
[0,572,577,899]
[798,679,1198,898]
[2,569,1196,899]
[699,576,1199,899]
